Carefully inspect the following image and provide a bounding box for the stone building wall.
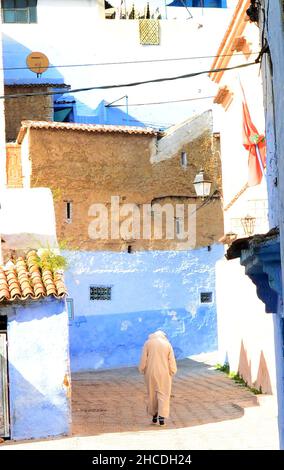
[24,122,223,250]
[4,85,54,142]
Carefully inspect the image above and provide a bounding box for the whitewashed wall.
[2,0,236,128]
[216,258,277,393]
[212,18,269,236]
[213,3,276,397]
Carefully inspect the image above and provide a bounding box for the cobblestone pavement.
[2,355,280,450]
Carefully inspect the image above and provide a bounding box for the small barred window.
[200,292,213,303]
[90,286,112,301]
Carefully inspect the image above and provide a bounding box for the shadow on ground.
[71,358,259,437]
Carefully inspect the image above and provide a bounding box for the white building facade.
[1,0,237,128]
[210,0,276,398]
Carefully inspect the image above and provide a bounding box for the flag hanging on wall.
[242,99,266,186]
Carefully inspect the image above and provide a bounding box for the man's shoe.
[159,416,165,426]
[152,414,158,424]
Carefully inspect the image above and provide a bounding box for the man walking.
[139,330,177,426]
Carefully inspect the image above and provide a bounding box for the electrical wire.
[108,95,215,106]
[1,51,261,71]
[121,118,174,127]
[0,60,260,101]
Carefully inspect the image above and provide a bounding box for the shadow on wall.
[3,34,68,141]
[238,340,252,387]
[2,34,65,84]
[238,340,272,394]
[2,35,137,124]
[71,358,259,437]
[256,350,272,394]
[8,362,70,441]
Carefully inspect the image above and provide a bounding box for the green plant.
[37,248,68,273]
[216,363,262,395]
[230,372,262,394]
[216,362,230,374]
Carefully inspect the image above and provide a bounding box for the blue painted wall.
[168,0,226,7]
[1,297,71,441]
[64,245,224,371]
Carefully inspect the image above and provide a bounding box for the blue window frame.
[1,0,37,24]
[66,298,74,320]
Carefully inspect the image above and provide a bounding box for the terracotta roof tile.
[17,120,159,143]
[0,251,68,303]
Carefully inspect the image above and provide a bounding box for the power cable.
[0,60,261,101]
[107,95,215,106]
[1,51,260,71]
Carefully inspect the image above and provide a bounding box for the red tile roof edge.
[17,120,160,143]
[0,250,68,303]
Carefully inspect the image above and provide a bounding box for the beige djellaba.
[139,330,177,418]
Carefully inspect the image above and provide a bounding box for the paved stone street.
[2,355,279,450]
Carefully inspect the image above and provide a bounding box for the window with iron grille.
[200,292,213,303]
[1,0,37,24]
[90,286,112,301]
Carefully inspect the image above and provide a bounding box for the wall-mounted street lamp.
[193,169,212,198]
[241,214,256,236]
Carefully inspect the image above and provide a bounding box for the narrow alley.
[2,355,279,450]
[0,0,284,453]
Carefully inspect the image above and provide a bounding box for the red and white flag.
[242,98,266,186]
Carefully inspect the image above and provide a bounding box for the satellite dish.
[26,52,49,78]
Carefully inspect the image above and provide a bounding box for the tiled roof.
[0,251,67,303]
[17,120,159,143]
